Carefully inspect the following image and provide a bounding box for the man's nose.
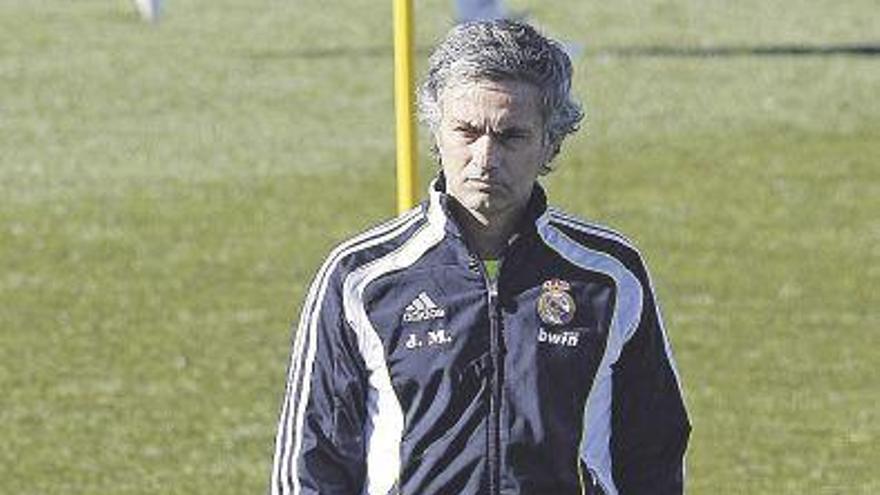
[470,134,500,171]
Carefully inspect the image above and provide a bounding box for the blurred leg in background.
[455,0,507,22]
[133,0,162,23]
[452,2,577,57]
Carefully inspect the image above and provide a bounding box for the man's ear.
[538,136,557,174]
[431,129,443,159]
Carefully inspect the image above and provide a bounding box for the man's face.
[434,79,549,221]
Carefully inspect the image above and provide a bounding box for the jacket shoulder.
[544,208,649,279]
[319,205,430,283]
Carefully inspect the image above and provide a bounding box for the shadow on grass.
[246,46,428,60]
[246,42,880,60]
[602,43,880,57]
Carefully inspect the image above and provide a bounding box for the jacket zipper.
[483,262,502,495]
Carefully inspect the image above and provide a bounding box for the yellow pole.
[393,0,418,214]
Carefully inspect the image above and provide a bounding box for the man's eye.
[499,132,526,143]
[455,127,480,139]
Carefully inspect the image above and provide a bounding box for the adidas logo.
[403,292,446,323]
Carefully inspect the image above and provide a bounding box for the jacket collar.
[427,172,548,245]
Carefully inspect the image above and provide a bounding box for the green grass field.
[1,0,878,493]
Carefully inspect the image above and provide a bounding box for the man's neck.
[451,201,524,259]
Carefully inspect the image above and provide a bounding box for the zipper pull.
[487,277,498,299]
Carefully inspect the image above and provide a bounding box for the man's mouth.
[466,177,495,189]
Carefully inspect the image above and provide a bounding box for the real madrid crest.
[537,279,576,326]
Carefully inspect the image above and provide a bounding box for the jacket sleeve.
[610,264,690,495]
[269,268,368,495]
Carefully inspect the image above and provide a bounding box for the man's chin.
[463,196,509,218]
[462,194,493,212]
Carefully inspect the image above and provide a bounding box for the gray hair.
[418,20,584,173]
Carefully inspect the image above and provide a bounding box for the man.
[270,20,690,495]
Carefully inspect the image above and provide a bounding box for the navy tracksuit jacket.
[270,180,690,495]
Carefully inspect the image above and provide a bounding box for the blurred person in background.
[456,0,508,22]
[132,0,161,22]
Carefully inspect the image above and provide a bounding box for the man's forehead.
[441,76,538,97]
[440,79,542,121]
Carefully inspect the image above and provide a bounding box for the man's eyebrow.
[450,120,534,136]
[493,124,534,137]
[498,124,531,133]
[452,120,481,130]
[451,118,477,125]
